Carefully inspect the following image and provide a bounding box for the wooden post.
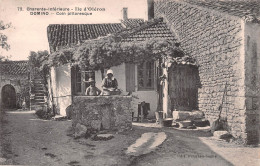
[162,58,169,118]
[162,68,168,118]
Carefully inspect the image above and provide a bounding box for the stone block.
[190,110,204,120]
[65,105,73,119]
[93,134,114,141]
[72,96,132,132]
[91,120,102,131]
[0,157,7,163]
[172,111,191,121]
[74,123,87,139]
[245,97,253,110]
[213,131,232,139]
[234,97,245,110]
[193,119,210,127]
[178,120,193,128]
[252,97,259,110]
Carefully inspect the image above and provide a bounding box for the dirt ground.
[0,109,259,166]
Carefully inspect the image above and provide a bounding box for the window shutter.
[71,66,76,95]
[125,63,135,92]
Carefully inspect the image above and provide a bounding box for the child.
[22,98,26,110]
[85,78,101,96]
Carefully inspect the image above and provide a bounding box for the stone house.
[46,7,179,118]
[46,0,259,144]
[0,61,30,109]
[154,0,260,144]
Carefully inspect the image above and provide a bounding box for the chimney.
[122,8,128,20]
[147,0,154,20]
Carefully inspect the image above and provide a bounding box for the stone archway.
[1,84,17,109]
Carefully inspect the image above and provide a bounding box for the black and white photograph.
[0,0,259,165]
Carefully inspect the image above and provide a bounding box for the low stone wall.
[72,96,133,132]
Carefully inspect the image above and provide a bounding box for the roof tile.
[120,18,176,42]
[185,0,260,22]
[121,19,145,28]
[0,61,29,75]
[47,23,124,51]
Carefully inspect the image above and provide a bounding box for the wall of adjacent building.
[244,22,260,144]
[154,0,252,142]
[0,74,29,108]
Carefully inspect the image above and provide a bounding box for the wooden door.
[168,65,199,111]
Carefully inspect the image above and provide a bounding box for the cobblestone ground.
[0,109,259,166]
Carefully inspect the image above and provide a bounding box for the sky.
[0,0,148,60]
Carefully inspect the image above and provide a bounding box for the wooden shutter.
[125,63,136,92]
[71,66,76,95]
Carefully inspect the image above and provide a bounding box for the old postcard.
[0,0,259,165]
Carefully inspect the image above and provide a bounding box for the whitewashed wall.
[51,65,72,116]
[132,65,158,118]
[52,62,158,118]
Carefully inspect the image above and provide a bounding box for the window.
[137,61,155,90]
[74,66,95,95]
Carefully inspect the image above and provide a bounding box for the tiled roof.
[47,23,124,50]
[121,19,144,28]
[185,0,260,22]
[47,18,177,51]
[119,18,177,42]
[0,61,29,75]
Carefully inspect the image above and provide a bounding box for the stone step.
[31,101,46,105]
[30,105,46,111]
[33,83,44,86]
[33,77,43,81]
[31,103,46,107]
[34,88,45,91]
[32,75,43,78]
[33,83,44,85]
[33,86,44,89]
[33,87,44,89]
[34,93,45,96]
[34,99,45,102]
[34,95,45,98]
[33,97,45,100]
[31,101,46,104]
[34,90,45,93]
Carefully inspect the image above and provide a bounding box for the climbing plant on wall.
[39,36,196,71]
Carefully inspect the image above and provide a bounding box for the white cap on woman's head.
[106,69,113,75]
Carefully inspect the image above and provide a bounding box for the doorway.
[1,84,17,109]
[168,65,199,111]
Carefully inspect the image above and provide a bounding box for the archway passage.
[1,84,17,109]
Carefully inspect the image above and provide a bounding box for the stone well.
[72,96,133,131]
